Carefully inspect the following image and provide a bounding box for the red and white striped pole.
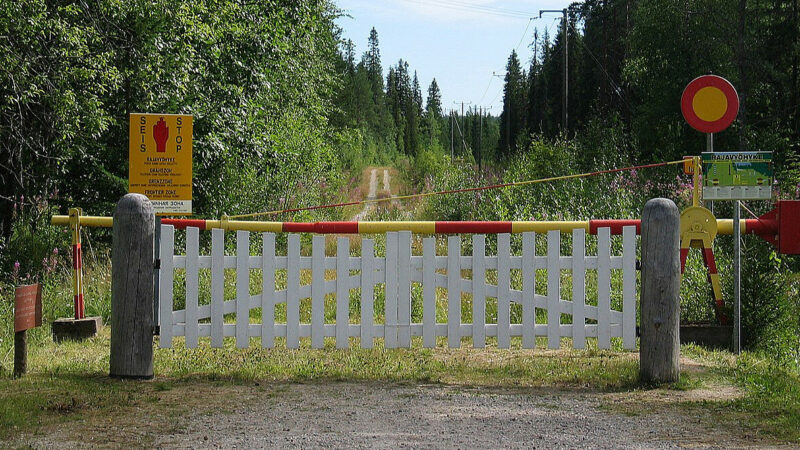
[69,208,85,320]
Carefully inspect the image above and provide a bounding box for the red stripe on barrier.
[743,218,777,236]
[589,220,641,235]
[72,244,82,269]
[313,222,359,234]
[74,293,85,320]
[282,222,316,233]
[162,218,208,230]
[703,248,717,273]
[435,221,512,234]
[680,248,689,273]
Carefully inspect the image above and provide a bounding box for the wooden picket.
[159,225,639,350]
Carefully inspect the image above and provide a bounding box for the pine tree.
[424,78,443,149]
[498,50,526,157]
[426,78,442,118]
[413,71,423,117]
[365,27,383,94]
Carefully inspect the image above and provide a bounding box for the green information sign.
[702,152,773,200]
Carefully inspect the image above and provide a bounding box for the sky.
[335,0,576,115]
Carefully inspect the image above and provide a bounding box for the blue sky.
[335,0,575,115]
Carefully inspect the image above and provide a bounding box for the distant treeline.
[331,27,501,167]
[497,0,799,171]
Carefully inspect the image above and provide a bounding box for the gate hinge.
[154,258,161,270]
[152,325,160,336]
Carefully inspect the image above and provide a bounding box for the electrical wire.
[567,21,633,112]
[228,159,686,219]
[515,18,534,52]
[477,74,495,105]
[397,0,535,20]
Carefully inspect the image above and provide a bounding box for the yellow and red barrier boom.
[51,213,785,239]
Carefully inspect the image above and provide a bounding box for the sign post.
[681,74,745,353]
[129,113,192,330]
[14,284,42,378]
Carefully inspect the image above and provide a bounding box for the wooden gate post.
[110,194,155,379]
[640,198,681,383]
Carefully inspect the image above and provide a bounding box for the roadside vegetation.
[1,0,799,444]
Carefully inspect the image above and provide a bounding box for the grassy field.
[1,324,799,444]
[2,237,799,444]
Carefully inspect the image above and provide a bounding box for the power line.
[228,159,686,219]
[477,74,494,105]
[567,21,633,112]
[515,18,534,52]
[397,0,534,20]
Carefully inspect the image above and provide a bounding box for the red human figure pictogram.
[153,118,169,153]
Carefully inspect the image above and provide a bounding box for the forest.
[0,0,799,367]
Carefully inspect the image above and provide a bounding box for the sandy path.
[354,168,393,221]
[353,169,378,221]
[150,382,773,449]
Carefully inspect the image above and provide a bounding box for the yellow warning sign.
[128,113,192,215]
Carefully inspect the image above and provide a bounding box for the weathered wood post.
[640,198,681,383]
[110,194,155,379]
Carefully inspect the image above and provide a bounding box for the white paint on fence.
[158,226,639,350]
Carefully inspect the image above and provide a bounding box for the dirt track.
[144,382,775,449]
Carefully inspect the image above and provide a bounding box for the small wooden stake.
[13,330,26,378]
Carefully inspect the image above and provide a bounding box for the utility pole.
[450,109,454,159]
[540,8,569,133]
[453,101,471,157]
[492,72,508,153]
[478,106,492,170]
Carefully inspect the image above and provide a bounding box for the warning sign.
[129,113,193,215]
[702,152,773,200]
[15,284,42,333]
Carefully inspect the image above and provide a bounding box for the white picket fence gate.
[158,226,638,350]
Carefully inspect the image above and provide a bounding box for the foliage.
[0,0,343,255]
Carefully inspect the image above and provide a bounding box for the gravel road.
[354,168,379,221]
[153,382,771,449]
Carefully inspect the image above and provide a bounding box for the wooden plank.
[448,235,461,348]
[385,232,398,348]
[336,237,349,349]
[185,226,199,348]
[472,235,486,348]
[235,231,250,348]
[572,228,586,349]
[547,230,560,349]
[262,233,276,348]
[158,225,174,348]
[497,234,511,349]
[211,228,224,348]
[622,225,637,350]
[597,227,611,349]
[361,239,375,348]
[397,231,411,347]
[521,232,535,348]
[287,234,300,349]
[422,237,436,348]
[311,235,325,349]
